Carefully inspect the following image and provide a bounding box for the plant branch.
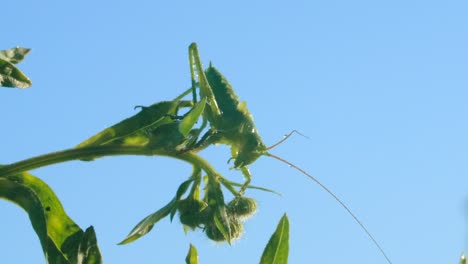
[0,145,223,181]
[0,145,162,177]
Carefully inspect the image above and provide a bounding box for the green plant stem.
[0,145,222,180]
[175,152,221,180]
[0,145,153,177]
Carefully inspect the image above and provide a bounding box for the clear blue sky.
[2,1,467,263]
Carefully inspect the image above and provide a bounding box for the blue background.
[2,1,467,263]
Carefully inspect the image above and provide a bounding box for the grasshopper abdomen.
[203,64,267,167]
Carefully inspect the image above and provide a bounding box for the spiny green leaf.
[0,58,32,88]
[0,170,102,263]
[260,213,289,264]
[185,244,198,264]
[119,198,177,245]
[0,47,31,64]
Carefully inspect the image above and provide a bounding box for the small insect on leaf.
[260,213,289,264]
[185,244,199,264]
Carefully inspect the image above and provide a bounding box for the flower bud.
[227,197,257,220]
[205,217,243,242]
[178,198,209,228]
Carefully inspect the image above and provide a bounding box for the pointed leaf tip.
[185,244,199,264]
[118,199,176,245]
[0,47,32,88]
[0,47,31,64]
[260,213,289,264]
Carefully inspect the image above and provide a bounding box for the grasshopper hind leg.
[188,43,221,117]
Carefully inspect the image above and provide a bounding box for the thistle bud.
[178,198,209,228]
[205,217,243,242]
[227,197,257,220]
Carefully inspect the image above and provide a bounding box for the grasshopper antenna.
[265,152,392,264]
[266,130,310,150]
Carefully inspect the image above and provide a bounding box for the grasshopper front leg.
[239,167,252,195]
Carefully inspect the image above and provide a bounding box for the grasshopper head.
[233,132,266,168]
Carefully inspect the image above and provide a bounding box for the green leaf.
[213,206,232,244]
[77,226,102,264]
[0,170,102,263]
[219,178,282,196]
[0,58,32,88]
[176,179,194,199]
[0,47,32,88]
[171,179,194,221]
[185,244,198,264]
[179,97,206,137]
[260,213,289,264]
[461,252,466,264]
[0,47,31,64]
[119,198,177,245]
[76,101,179,149]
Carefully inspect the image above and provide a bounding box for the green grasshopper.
[188,43,267,194]
[187,43,392,264]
